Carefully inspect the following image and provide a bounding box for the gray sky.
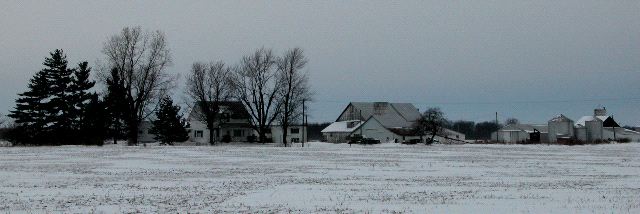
[1,0,639,125]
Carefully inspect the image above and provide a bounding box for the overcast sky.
[1,1,639,125]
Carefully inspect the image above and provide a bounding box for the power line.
[308,97,640,106]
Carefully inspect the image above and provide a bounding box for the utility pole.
[495,112,500,143]
[304,115,308,147]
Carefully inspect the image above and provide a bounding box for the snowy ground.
[0,142,639,213]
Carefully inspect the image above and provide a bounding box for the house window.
[291,128,300,134]
[233,129,243,137]
[195,130,203,138]
[221,113,231,122]
[292,138,300,143]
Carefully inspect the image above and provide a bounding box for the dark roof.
[344,102,421,128]
[188,101,251,121]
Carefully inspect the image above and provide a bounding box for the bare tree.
[185,61,233,145]
[415,107,447,144]
[101,27,173,145]
[230,48,283,143]
[505,117,519,125]
[275,48,311,147]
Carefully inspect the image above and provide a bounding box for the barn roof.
[347,102,421,128]
[321,120,363,133]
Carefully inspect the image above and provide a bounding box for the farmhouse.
[185,101,254,144]
[321,102,465,143]
[186,101,306,144]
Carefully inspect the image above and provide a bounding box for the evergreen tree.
[79,94,108,145]
[104,68,128,144]
[8,49,97,145]
[46,49,75,144]
[69,62,96,131]
[8,70,51,144]
[149,97,189,145]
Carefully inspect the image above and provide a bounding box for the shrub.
[618,138,631,143]
[247,135,257,143]
[222,135,231,143]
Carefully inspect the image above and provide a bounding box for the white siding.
[270,126,307,144]
[352,118,398,143]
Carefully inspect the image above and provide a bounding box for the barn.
[321,102,465,143]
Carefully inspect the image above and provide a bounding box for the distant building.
[321,102,464,143]
[574,108,640,142]
[137,121,156,143]
[491,124,548,143]
[548,114,574,143]
[270,124,308,144]
[187,101,254,144]
[491,107,640,143]
[186,101,306,144]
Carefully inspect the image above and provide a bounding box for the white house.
[186,101,254,144]
[269,124,308,144]
[186,101,307,144]
[321,102,465,143]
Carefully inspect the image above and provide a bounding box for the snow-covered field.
[1,142,639,213]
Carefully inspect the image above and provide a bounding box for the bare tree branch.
[230,48,284,143]
[100,27,173,145]
[275,48,312,146]
[185,61,233,144]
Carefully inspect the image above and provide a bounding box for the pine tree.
[45,49,75,144]
[79,94,107,145]
[149,97,189,145]
[8,70,51,144]
[104,68,128,144]
[69,62,96,131]
[8,49,97,145]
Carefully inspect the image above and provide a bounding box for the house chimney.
[594,107,606,116]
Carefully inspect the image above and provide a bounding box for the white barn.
[321,102,465,143]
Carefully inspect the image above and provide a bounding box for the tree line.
[413,107,502,143]
[4,26,311,146]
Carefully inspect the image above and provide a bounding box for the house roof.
[188,101,250,121]
[347,102,421,128]
[321,120,363,133]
